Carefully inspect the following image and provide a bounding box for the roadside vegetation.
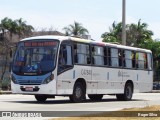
[52,105,160,120]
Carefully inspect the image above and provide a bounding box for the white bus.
[11,35,153,102]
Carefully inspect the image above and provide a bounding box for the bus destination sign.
[24,41,57,47]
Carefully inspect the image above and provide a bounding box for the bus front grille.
[17,80,42,85]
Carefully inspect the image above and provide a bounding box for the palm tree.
[102,21,122,43]
[16,18,27,38]
[127,19,153,46]
[63,27,70,36]
[102,20,153,46]
[0,17,34,82]
[63,21,89,37]
[23,25,34,37]
[1,17,18,40]
[16,18,34,38]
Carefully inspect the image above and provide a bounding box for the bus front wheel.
[116,83,133,101]
[69,82,85,103]
[88,94,103,101]
[35,95,47,102]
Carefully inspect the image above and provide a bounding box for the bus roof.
[20,35,152,53]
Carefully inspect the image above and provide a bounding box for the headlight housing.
[42,74,54,84]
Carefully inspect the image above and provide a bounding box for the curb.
[149,90,160,93]
[0,91,12,94]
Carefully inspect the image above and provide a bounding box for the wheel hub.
[75,87,82,98]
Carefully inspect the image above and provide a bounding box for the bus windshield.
[12,40,59,75]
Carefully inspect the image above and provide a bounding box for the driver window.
[58,45,73,73]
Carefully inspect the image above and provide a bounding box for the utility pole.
[122,0,126,45]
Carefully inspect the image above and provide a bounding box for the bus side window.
[104,47,107,65]
[107,48,111,66]
[118,49,123,67]
[131,51,135,68]
[124,50,133,68]
[91,46,95,64]
[92,46,104,66]
[58,45,73,73]
[111,48,118,67]
[144,53,147,69]
[76,43,90,65]
[136,52,139,68]
[74,44,78,63]
[136,52,146,69]
[147,53,152,70]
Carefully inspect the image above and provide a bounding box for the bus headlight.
[11,75,17,84]
[42,74,54,84]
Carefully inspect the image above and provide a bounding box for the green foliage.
[63,21,89,37]
[102,19,154,47]
[102,35,118,43]
[0,78,11,90]
[0,17,34,40]
[102,22,122,43]
[0,17,34,81]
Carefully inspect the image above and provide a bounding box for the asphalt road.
[0,93,160,117]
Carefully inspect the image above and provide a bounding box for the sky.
[0,0,160,41]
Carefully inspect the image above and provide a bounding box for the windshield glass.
[12,40,59,75]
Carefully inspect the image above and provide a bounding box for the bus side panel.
[57,69,75,95]
[105,68,124,94]
[56,65,92,95]
[137,70,153,92]
[91,67,106,94]
[122,69,139,93]
[73,66,92,94]
[92,67,124,94]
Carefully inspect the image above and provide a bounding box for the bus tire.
[116,83,133,101]
[35,95,47,102]
[88,94,103,101]
[69,82,85,103]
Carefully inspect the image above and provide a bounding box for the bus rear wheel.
[35,95,47,102]
[88,94,103,101]
[116,83,133,101]
[69,82,85,103]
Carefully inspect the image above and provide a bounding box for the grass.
[51,105,160,120]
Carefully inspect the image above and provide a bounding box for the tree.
[1,17,18,40]
[102,19,154,47]
[16,18,34,38]
[101,21,122,43]
[127,19,153,47]
[0,17,34,86]
[63,21,89,37]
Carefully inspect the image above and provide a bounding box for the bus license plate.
[25,87,33,91]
